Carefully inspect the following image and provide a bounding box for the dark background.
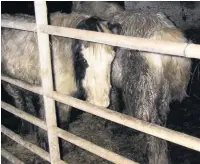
[1,1,125,15]
[1,1,200,164]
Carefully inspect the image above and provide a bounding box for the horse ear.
[107,22,122,34]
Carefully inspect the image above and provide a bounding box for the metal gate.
[1,1,200,164]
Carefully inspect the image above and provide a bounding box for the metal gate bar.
[1,125,51,162]
[1,148,25,164]
[2,75,200,152]
[1,1,200,164]
[34,2,60,163]
[1,101,46,130]
[1,102,137,164]
[1,20,200,59]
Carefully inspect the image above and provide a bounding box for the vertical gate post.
[34,1,61,163]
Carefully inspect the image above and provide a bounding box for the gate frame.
[1,1,200,164]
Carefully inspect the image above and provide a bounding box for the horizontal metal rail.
[2,125,67,164]
[1,148,25,164]
[1,125,51,162]
[1,19,36,32]
[2,75,200,152]
[2,9,200,164]
[1,101,137,164]
[57,127,137,164]
[1,101,47,130]
[1,19,200,59]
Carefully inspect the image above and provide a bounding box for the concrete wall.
[124,1,200,30]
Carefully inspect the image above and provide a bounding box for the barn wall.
[124,1,200,30]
